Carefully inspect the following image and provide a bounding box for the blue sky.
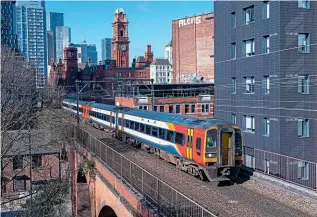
[46,1,214,64]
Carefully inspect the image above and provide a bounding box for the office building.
[214,1,317,188]
[55,26,71,61]
[16,0,47,87]
[150,58,173,84]
[1,1,19,51]
[101,38,112,61]
[165,40,172,65]
[48,12,63,61]
[46,30,54,63]
[172,12,214,83]
[87,44,97,64]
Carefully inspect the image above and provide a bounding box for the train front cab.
[202,125,243,181]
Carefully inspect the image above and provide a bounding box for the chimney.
[145,45,154,66]
[147,45,151,53]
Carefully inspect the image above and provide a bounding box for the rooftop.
[151,58,171,66]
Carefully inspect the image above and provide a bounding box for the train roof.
[63,98,233,130]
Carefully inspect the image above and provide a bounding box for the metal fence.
[73,126,217,217]
[244,147,317,191]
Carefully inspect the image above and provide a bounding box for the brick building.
[172,12,214,83]
[115,83,214,118]
[1,130,69,209]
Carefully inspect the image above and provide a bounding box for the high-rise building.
[55,26,71,61]
[74,43,87,64]
[46,30,54,63]
[16,0,47,87]
[87,44,97,64]
[48,12,63,60]
[101,38,112,61]
[214,1,317,185]
[1,1,19,51]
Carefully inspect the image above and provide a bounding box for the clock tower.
[112,8,130,67]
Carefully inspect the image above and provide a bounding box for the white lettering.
[178,16,202,27]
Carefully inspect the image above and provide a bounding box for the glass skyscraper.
[16,0,47,88]
[101,38,112,61]
[48,12,63,61]
[55,26,71,61]
[1,1,18,51]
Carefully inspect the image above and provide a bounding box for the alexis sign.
[179,16,202,27]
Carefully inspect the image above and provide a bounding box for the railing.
[73,126,217,217]
[244,147,317,191]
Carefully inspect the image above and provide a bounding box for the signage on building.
[180,73,195,83]
[179,16,202,27]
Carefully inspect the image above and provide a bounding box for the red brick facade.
[172,13,214,83]
[115,95,214,118]
[112,9,130,67]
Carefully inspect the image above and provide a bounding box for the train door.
[192,129,204,164]
[220,128,235,166]
[187,128,194,160]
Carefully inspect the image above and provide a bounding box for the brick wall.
[172,13,214,83]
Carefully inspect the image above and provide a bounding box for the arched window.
[120,29,123,37]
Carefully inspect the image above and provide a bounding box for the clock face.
[120,44,127,52]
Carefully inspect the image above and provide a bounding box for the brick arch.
[98,205,117,217]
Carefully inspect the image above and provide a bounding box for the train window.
[130,121,135,130]
[135,122,140,131]
[89,111,93,116]
[112,116,115,124]
[146,125,151,135]
[206,130,217,152]
[140,124,145,132]
[159,128,165,139]
[125,120,130,128]
[118,118,122,126]
[166,130,174,142]
[176,133,184,145]
[196,138,202,150]
[79,107,83,113]
[152,127,158,137]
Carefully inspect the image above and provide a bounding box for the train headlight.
[205,153,216,158]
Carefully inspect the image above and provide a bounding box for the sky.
[46,1,214,64]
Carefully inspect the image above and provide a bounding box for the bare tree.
[1,46,72,216]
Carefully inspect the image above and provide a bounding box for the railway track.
[73,120,317,217]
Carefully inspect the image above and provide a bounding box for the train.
[62,98,243,182]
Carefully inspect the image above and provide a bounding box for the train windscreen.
[206,129,217,153]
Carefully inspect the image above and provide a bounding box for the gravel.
[73,121,317,217]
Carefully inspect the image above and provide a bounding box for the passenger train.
[62,98,243,181]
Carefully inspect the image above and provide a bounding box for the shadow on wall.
[98,205,117,217]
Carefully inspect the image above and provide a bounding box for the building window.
[230,12,236,29]
[298,33,310,53]
[231,77,236,94]
[298,161,309,180]
[231,43,236,59]
[298,75,309,94]
[263,35,270,54]
[244,77,255,93]
[191,104,195,113]
[244,39,255,57]
[160,105,164,112]
[263,118,270,136]
[169,105,173,113]
[263,76,270,94]
[298,119,309,137]
[153,105,157,111]
[176,105,180,113]
[298,0,310,9]
[13,176,26,192]
[262,1,270,19]
[32,155,42,168]
[243,116,255,132]
[231,114,236,124]
[201,104,209,113]
[185,104,189,113]
[139,105,148,110]
[243,5,254,25]
[13,155,23,170]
